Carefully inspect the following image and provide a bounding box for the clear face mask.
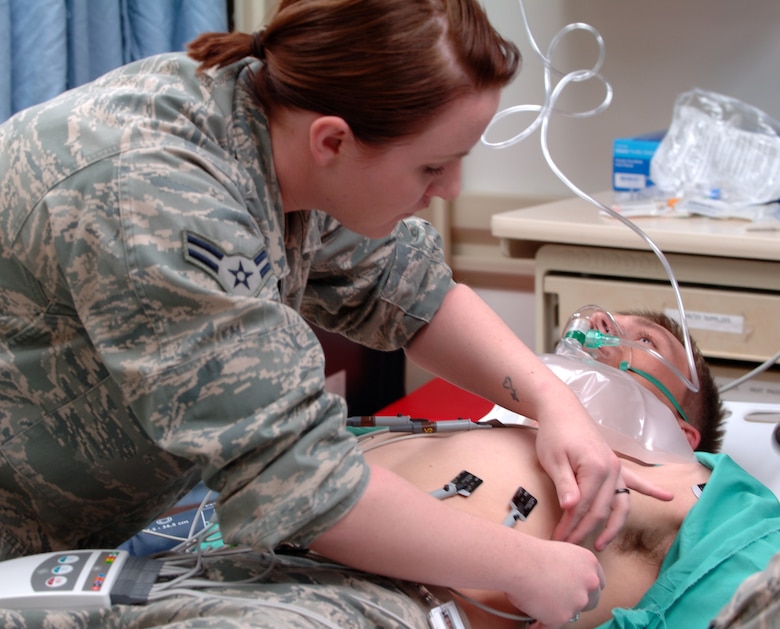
[557,305,691,424]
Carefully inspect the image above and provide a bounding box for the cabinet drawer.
[544,274,780,363]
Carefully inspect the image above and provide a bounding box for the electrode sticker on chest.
[430,470,483,500]
[504,486,538,526]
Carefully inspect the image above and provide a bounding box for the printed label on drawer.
[665,309,744,334]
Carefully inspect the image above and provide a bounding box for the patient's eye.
[424,165,446,176]
[635,329,657,347]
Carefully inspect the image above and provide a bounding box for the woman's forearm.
[405,282,582,420]
[311,464,602,627]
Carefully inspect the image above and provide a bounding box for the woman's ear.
[309,116,354,166]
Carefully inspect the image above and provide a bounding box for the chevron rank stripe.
[183,231,272,297]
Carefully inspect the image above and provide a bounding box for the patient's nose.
[589,310,616,335]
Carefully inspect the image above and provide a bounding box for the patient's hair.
[187,0,520,145]
[623,310,726,453]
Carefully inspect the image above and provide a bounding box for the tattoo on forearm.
[503,376,520,402]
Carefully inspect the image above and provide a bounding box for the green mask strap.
[619,361,690,424]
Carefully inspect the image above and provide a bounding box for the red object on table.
[376,378,494,421]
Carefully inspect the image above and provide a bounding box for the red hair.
[188,0,520,145]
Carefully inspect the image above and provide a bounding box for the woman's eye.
[424,165,445,176]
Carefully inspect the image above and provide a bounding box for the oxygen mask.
[532,304,697,463]
[557,305,692,423]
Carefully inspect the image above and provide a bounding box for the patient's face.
[592,313,689,419]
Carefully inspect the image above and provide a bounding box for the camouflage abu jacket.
[0,53,453,559]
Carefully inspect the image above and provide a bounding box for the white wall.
[467,0,780,198]
[460,1,780,357]
[233,0,271,32]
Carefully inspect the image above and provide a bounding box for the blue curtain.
[0,0,228,123]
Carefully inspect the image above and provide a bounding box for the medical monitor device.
[0,549,161,610]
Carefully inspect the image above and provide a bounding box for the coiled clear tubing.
[481,0,700,393]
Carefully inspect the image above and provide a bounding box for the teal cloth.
[599,453,780,628]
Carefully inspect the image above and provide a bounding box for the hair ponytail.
[187,31,259,70]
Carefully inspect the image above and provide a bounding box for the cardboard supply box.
[612,131,665,193]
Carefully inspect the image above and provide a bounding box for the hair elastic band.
[251,29,266,60]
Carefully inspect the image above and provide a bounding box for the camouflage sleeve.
[47,146,369,550]
[709,551,780,629]
[300,214,455,350]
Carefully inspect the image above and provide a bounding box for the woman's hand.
[534,406,676,551]
[506,537,605,629]
[533,402,625,549]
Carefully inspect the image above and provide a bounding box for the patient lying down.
[362,311,779,628]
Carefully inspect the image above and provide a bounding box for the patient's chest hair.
[604,473,705,573]
[612,521,674,569]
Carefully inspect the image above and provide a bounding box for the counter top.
[491,191,780,262]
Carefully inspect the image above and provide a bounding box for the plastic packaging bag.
[539,353,696,464]
[650,89,780,205]
[480,353,696,465]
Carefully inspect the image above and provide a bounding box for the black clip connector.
[503,486,538,526]
[452,470,483,497]
[430,470,483,500]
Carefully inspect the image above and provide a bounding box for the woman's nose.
[429,161,462,201]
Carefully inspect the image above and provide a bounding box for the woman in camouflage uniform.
[0,1,663,626]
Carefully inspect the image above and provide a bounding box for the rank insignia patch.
[183,231,272,296]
